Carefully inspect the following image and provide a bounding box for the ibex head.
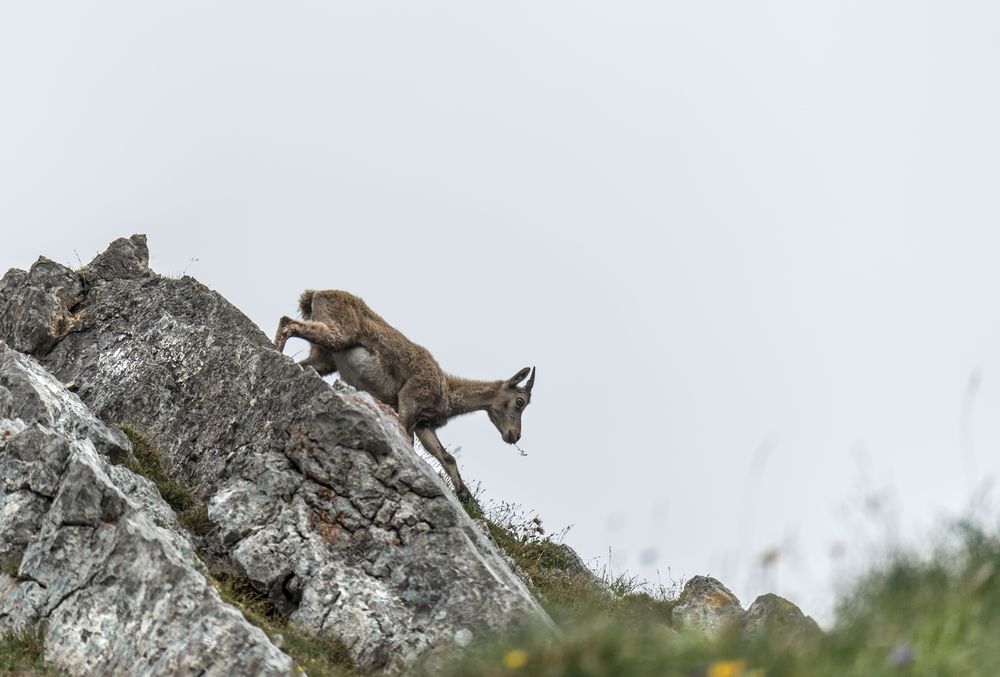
[487,367,535,444]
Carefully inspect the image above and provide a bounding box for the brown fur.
[274,290,535,500]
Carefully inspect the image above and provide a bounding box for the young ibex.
[274,290,535,500]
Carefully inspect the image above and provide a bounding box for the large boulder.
[671,575,822,646]
[672,575,744,635]
[0,235,551,671]
[0,341,294,675]
[743,593,822,645]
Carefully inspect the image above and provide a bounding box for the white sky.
[4,1,1000,623]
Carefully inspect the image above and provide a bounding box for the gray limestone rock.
[743,593,822,645]
[80,233,150,282]
[0,235,551,672]
[0,341,294,676]
[0,257,85,356]
[672,575,744,635]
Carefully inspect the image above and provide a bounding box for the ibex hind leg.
[273,316,354,353]
[298,344,338,376]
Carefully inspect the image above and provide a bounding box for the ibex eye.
[516,397,525,407]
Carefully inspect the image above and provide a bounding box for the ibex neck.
[446,376,503,418]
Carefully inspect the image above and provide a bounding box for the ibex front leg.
[415,426,473,502]
[273,316,354,353]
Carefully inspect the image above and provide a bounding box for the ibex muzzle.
[487,367,535,444]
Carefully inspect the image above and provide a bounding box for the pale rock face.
[672,575,745,635]
[0,235,552,672]
[743,593,822,644]
[0,342,294,676]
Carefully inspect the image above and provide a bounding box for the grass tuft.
[177,503,213,537]
[0,627,49,674]
[467,497,679,627]
[115,425,197,512]
[0,557,20,578]
[113,424,213,537]
[212,571,355,676]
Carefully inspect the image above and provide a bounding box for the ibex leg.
[273,316,354,353]
[415,426,473,501]
[298,344,338,376]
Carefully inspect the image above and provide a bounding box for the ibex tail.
[298,290,316,319]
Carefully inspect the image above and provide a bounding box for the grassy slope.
[462,497,679,626]
[437,508,1000,677]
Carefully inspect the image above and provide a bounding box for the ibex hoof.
[274,316,293,351]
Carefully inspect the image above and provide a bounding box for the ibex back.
[274,290,535,500]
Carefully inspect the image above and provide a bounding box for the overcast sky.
[4,1,1000,623]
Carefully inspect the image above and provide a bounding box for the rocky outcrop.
[672,576,744,635]
[673,576,819,645]
[0,341,294,675]
[0,235,551,672]
[743,593,822,644]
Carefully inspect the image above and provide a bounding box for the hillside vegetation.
[435,510,1000,677]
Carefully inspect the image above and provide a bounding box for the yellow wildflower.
[708,659,747,677]
[503,649,529,669]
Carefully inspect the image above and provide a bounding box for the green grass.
[212,571,355,676]
[0,627,49,675]
[464,497,678,627]
[815,521,1000,676]
[435,511,1000,677]
[77,272,93,297]
[114,424,212,535]
[176,502,213,536]
[0,557,20,578]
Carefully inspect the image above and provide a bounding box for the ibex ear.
[505,367,532,389]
